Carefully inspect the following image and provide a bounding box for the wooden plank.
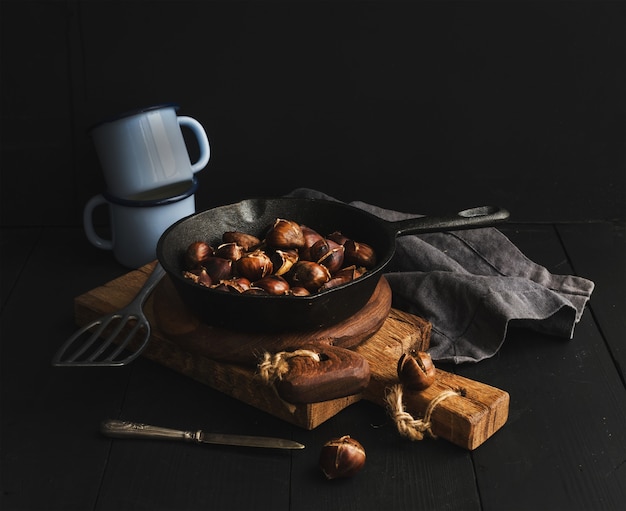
[128,322,364,430]
[557,222,626,380]
[359,331,510,450]
[0,227,41,308]
[289,398,481,511]
[464,225,626,509]
[368,370,510,451]
[0,228,130,511]
[74,267,430,429]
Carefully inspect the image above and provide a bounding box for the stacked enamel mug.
[83,104,210,268]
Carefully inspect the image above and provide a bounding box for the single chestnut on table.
[397,351,437,391]
[319,435,366,480]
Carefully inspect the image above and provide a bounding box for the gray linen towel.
[287,188,595,364]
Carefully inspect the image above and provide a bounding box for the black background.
[1,0,624,226]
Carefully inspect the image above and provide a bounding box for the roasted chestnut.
[300,224,324,251]
[270,248,299,276]
[212,282,237,293]
[319,436,366,480]
[182,268,212,287]
[202,257,233,282]
[214,242,245,261]
[333,265,366,281]
[222,231,261,251]
[327,231,350,246]
[316,242,345,274]
[397,351,437,390]
[289,286,311,296]
[343,239,377,268]
[306,238,331,262]
[266,218,305,249]
[243,287,269,295]
[319,274,352,291]
[254,275,290,295]
[235,250,273,281]
[216,277,252,293]
[288,261,331,292]
[183,241,214,269]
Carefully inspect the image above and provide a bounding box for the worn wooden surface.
[150,270,393,405]
[2,222,625,510]
[74,266,431,428]
[73,264,509,449]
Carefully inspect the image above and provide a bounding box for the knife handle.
[101,419,199,442]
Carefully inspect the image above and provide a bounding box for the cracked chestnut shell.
[300,224,324,247]
[222,231,261,251]
[235,250,273,281]
[319,435,366,480]
[269,248,299,276]
[343,239,377,269]
[183,241,214,269]
[397,351,437,390]
[254,275,290,295]
[288,261,331,292]
[214,242,245,261]
[266,218,305,249]
[182,268,212,287]
[202,257,233,282]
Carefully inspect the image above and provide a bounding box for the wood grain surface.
[74,263,509,448]
[6,222,624,510]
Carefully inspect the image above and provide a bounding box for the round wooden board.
[152,275,392,366]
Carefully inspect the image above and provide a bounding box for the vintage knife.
[101,419,305,450]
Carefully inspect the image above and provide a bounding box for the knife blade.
[100,419,305,450]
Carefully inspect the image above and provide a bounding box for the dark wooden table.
[1,221,625,511]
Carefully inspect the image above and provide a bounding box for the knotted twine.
[385,384,461,441]
[256,349,321,412]
[257,349,321,383]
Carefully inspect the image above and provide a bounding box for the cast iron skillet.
[156,198,509,332]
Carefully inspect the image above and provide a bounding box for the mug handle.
[178,116,211,173]
[83,194,113,250]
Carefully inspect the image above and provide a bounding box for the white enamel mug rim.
[102,176,199,207]
[87,102,182,132]
[83,177,198,266]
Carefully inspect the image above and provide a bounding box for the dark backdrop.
[1,0,625,226]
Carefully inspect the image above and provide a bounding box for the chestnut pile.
[181,218,377,296]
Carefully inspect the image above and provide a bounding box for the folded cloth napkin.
[286,188,595,364]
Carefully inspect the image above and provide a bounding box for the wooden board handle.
[381,369,510,450]
[266,345,371,404]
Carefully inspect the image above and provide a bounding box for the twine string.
[257,349,321,383]
[385,384,461,441]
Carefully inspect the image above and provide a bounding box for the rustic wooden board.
[356,327,510,450]
[74,262,509,448]
[150,269,398,403]
[74,263,430,429]
[151,268,395,361]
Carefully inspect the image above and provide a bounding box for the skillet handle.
[392,206,510,237]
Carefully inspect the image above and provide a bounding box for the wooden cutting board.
[74,262,509,449]
[150,266,400,404]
